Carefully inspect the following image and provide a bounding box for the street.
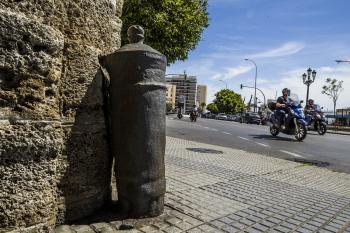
[166,116,350,174]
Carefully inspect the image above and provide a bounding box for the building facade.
[196,85,207,106]
[166,75,197,112]
[166,84,177,109]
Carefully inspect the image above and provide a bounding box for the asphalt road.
[166,115,350,174]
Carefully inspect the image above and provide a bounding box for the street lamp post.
[244,59,258,112]
[219,80,228,89]
[302,67,317,103]
[240,84,266,111]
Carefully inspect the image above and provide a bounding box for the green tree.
[213,89,244,113]
[166,102,173,112]
[206,103,218,114]
[322,78,344,123]
[198,102,206,113]
[121,0,209,64]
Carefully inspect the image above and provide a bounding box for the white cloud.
[210,65,253,81]
[249,42,304,59]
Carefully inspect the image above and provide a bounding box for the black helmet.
[282,88,290,96]
[308,99,314,104]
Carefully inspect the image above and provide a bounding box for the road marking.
[222,132,231,135]
[210,128,218,131]
[203,126,210,129]
[280,150,304,158]
[256,142,270,147]
[238,136,250,141]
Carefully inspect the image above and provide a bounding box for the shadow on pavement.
[250,134,296,142]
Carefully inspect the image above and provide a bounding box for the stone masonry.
[0,0,123,231]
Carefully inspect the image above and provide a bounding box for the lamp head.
[302,73,307,82]
[312,70,317,81]
[307,68,312,77]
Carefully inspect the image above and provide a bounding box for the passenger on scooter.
[275,88,291,129]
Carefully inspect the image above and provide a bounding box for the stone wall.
[0,0,123,231]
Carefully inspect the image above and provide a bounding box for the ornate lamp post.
[244,59,258,112]
[302,67,317,103]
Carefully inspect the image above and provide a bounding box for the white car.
[215,113,228,120]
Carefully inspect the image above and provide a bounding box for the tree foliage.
[166,102,173,112]
[322,78,344,120]
[206,103,218,114]
[198,102,206,113]
[213,89,244,113]
[121,0,209,64]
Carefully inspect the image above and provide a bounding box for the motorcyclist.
[191,105,198,116]
[275,88,290,129]
[304,99,316,113]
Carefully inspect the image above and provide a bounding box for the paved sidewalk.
[56,137,350,233]
[327,130,350,136]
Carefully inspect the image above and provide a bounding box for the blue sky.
[167,0,350,110]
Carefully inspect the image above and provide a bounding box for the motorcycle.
[269,94,308,141]
[177,111,183,119]
[190,111,198,122]
[305,104,327,135]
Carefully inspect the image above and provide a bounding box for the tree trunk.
[334,101,336,125]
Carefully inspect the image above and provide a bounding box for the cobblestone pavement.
[55,137,350,233]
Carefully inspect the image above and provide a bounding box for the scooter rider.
[275,88,291,129]
[192,105,198,113]
[304,99,316,113]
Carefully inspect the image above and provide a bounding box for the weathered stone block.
[0,0,124,231]
[0,121,63,232]
[0,8,64,120]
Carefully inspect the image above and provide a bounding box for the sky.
[167,0,350,111]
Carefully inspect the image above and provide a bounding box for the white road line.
[203,126,210,129]
[238,136,250,141]
[280,150,304,158]
[222,132,231,135]
[256,142,270,147]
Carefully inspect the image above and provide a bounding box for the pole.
[254,62,257,112]
[240,84,266,110]
[244,59,258,112]
[219,80,228,89]
[306,84,310,104]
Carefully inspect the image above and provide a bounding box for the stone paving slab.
[55,137,350,233]
[264,166,350,198]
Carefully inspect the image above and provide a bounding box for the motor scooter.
[269,94,308,141]
[305,105,327,135]
[190,111,198,122]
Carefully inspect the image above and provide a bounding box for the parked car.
[227,114,237,121]
[235,114,243,123]
[202,112,216,119]
[215,113,228,120]
[245,112,261,124]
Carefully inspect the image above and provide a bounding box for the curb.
[326,130,350,136]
